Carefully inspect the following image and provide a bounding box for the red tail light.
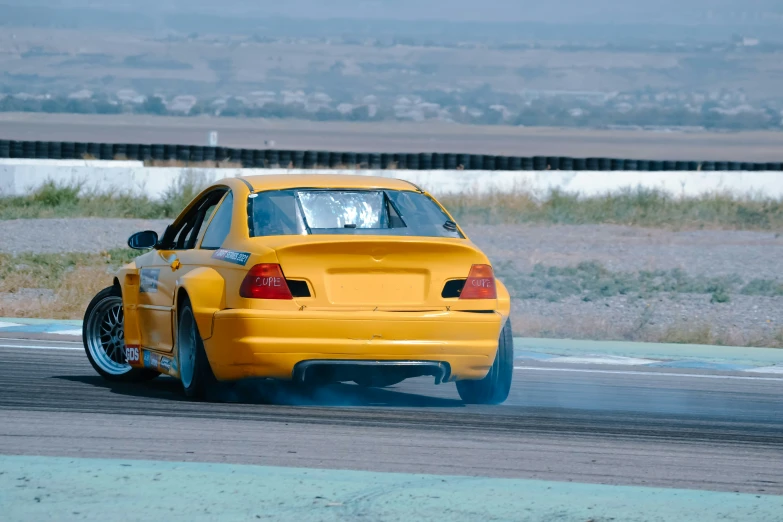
[459,264,497,300]
[240,264,293,300]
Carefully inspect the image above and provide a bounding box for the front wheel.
[83,286,158,382]
[456,320,513,405]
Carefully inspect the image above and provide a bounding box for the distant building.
[67,89,93,100]
[167,95,198,113]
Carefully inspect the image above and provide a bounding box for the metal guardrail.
[0,140,781,171]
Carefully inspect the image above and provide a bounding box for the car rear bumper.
[203,308,504,382]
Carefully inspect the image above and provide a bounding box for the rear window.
[249,189,462,238]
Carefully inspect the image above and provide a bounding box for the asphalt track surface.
[1,336,782,497]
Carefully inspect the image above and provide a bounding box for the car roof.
[240,174,420,192]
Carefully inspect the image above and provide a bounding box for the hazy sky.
[5,0,783,24]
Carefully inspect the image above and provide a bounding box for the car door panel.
[136,252,178,352]
[133,188,229,354]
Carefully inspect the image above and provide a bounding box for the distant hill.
[1,0,782,42]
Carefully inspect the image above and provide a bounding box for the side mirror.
[127,230,159,250]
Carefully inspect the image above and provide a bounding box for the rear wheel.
[456,320,513,405]
[177,297,218,399]
[83,286,158,382]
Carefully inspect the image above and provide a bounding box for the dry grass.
[441,188,783,229]
[5,182,783,231]
[0,174,211,219]
[511,315,628,342]
[0,250,135,319]
[0,266,112,319]
[79,153,244,168]
[651,323,783,347]
[511,315,783,348]
[654,324,720,345]
[141,159,244,168]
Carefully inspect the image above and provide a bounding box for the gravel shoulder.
[0,218,170,255]
[3,219,781,280]
[467,224,783,282]
[1,219,781,346]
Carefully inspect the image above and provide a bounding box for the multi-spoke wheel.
[83,286,157,382]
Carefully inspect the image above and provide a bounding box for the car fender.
[495,278,511,322]
[176,267,226,340]
[113,262,143,348]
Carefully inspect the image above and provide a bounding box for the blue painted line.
[513,349,558,360]
[514,337,783,367]
[0,318,81,335]
[0,324,80,334]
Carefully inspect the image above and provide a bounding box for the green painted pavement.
[515,337,783,367]
[1,456,780,521]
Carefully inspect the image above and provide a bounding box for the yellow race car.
[82,175,513,404]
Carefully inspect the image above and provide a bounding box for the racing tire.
[83,286,158,382]
[177,297,218,400]
[456,320,513,405]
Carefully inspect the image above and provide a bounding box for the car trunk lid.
[256,236,490,310]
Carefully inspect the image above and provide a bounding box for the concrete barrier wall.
[1,159,782,200]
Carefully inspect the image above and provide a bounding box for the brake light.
[459,264,497,299]
[240,264,293,300]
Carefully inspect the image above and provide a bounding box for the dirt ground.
[1,218,781,346]
[3,113,783,161]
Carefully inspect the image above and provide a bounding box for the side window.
[192,201,219,246]
[200,191,234,249]
[171,214,198,250]
[164,190,226,250]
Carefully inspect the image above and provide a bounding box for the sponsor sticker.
[143,351,160,370]
[159,357,172,373]
[139,268,161,293]
[212,249,251,266]
[124,345,141,364]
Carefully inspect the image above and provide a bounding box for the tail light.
[240,264,293,300]
[459,264,497,300]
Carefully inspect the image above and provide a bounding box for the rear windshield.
[249,189,462,238]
